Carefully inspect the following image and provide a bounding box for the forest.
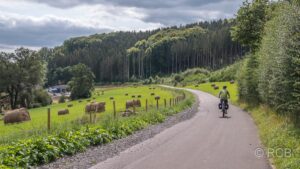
[41,20,245,85]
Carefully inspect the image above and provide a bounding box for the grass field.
[186,82,238,103]
[0,86,180,144]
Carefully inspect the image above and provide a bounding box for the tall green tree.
[0,48,45,109]
[68,64,95,100]
[231,0,269,52]
[258,2,300,121]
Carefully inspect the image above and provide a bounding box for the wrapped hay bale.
[58,109,69,116]
[4,108,31,124]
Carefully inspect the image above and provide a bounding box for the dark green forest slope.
[41,20,245,85]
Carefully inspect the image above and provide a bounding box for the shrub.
[58,95,66,103]
[33,89,52,106]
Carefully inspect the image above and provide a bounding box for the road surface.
[90,89,271,169]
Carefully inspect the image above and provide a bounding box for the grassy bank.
[0,86,195,168]
[187,82,300,169]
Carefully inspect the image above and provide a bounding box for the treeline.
[42,20,245,85]
[232,0,300,123]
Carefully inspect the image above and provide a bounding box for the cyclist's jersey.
[219,89,229,100]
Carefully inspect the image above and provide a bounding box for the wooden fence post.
[133,100,136,113]
[156,99,159,110]
[164,99,167,108]
[113,100,116,119]
[146,99,148,112]
[47,108,51,131]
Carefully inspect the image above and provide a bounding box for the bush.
[58,95,66,103]
[174,74,184,83]
[33,89,52,106]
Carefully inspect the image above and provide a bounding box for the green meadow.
[0,86,180,144]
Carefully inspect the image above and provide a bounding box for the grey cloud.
[141,0,242,26]
[29,0,242,26]
[0,15,110,48]
[31,0,226,9]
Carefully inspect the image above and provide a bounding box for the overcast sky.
[0,0,243,52]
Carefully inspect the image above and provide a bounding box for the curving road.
[90,89,271,169]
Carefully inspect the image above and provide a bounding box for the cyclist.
[218,86,230,110]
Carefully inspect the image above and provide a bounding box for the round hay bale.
[155,96,160,100]
[3,108,31,124]
[151,93,155,96]
[96,102,106,113]
[58,109,69,115]
[137,95,142,98]
[132,95,136,98]
[85,104,92,113]
[214,86,219,90]
[110,97,114,100]
[67,104,73,108]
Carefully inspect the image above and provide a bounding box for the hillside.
[41,20,246,85]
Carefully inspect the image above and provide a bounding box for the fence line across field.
[45,95,185,130]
